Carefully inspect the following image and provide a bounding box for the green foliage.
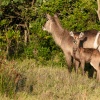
[0,19,8,26]
[6,29,15,39]
[0,0,100,61]
[61,0,98,31]
[1,0,10,6]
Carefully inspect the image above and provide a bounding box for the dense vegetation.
[0,0,99,61]
[0,0,100,99]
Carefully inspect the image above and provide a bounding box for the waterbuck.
[70,31,100,81]
[42,14,100,73]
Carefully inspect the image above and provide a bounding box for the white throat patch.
[49,22,52,32]
[93,31,100,50]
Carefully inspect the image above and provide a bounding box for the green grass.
[0,59,100,100]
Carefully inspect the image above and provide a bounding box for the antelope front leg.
[80,60,85,75]
[97,70,100,82]
[73,59,79,74]
[65,53,72,73]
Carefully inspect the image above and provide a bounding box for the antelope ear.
[46,14,52,20]
[79,32,84,38]
[69,31,74,37]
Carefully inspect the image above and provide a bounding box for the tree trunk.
[17,22,30,45]
[24,22,30,45]
[24,30,28,45]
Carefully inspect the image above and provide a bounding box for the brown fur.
[71,32,100,81]
[42,14,100,73]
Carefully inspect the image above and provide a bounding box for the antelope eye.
[73,40,77,44]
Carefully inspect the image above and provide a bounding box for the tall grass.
[0,60,16,98]
[0,59,100,100]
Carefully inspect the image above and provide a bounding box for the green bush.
[0,0,100,62]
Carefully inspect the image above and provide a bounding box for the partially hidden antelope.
[42,14,100,73]
[70,31,100,81]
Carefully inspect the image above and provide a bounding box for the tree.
[0,0,99,61]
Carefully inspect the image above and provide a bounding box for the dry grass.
[0,59,100,100]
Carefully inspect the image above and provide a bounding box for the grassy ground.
[0,59,100,100]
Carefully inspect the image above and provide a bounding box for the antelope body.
[42,14,100,73]
[70,32,100,81]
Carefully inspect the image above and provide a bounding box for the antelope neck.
[59,29,65,46]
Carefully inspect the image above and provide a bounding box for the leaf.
[0,19,8,26]
[1,0,10,6]
[6,29,15,39]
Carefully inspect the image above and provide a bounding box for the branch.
[31,0,36,6]
[17,24,26,28]
[97,0,100,21]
